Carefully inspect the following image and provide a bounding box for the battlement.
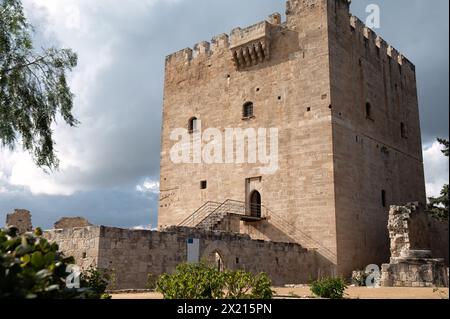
[165,2,415,73]
[349,15,415,71]
[165,12,283,69]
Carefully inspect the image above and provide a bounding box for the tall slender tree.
[427,138,449,221]
[0,0,78,170]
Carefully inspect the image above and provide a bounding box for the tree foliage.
[156,262,273,299]
[0,0,78,170]
[427,138,449,221]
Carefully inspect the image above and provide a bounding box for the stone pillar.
[380,204,449,287]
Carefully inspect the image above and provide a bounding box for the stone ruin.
[380,203,449,287]
[54,217,93,229]
[6,209,33,234]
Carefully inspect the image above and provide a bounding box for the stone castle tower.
[159,0,426,276]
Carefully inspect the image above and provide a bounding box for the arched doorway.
[249,190,261,218]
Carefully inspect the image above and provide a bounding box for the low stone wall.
[45,226,320,290]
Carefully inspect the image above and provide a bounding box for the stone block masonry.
[44,226,322,290]
[159,0,447,278]
[6,209,32,234]
[380,204,449,287]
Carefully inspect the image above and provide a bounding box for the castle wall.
[44,227,101,271]
[45,226,321,290]
[327,0,428,275]
[408,209,449,265]
[160,0,338,271]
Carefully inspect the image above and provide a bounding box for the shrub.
[157,263,224,299]
[310,277,347,299]
[80,266,111,298]
[156,262,273,299]
[0,226,104,299]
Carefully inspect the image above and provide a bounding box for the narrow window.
[188,117,198,133]
[381,190,387,207]
[401,122,407,138]
[366,102,373,120]
[243,102,254,119]
[200,180,207,190]
[236,257,240,264]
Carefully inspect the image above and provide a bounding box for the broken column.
[380,203,448,287]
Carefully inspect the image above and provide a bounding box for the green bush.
[156,262,273,299]
[80,266,111,298]
[0,226,105,299]
[310,277,347,299]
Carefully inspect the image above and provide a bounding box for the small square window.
[200,181,207,189]
[307,107,311,112]
[236,258,240,264]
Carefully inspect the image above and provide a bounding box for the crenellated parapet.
[349,15,415,71]
[165,13,282,70]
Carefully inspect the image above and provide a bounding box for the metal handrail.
[178,201,222,227]
[179,199,337,262]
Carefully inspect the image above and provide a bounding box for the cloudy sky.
[0,0,448,230]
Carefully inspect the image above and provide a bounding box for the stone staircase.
[179,199,263,231]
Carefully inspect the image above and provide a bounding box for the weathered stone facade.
[159,0,440,277]
[6,209,32,234]
[380,204,449,287]
[54,217,93,230]
[44,226,321,290]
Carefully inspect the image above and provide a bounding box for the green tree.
[0,0,78,170]
[427,138,449,221]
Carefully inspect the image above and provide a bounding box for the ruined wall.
[45,226,320,290]
[327,0,427,275]
[380,204,448,287]
[54,217,93,230]
[6,209,33,234]
[408,208,449,265]
[44,227,101,271]
[160,0,338,272]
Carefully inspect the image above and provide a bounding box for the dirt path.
[111,287,449,300]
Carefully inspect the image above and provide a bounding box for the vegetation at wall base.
[310,277,347,299]
[156,262,274,299]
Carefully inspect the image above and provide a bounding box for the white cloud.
[131,224,156,231]
[423,141,449,198]
[136,179,160,195]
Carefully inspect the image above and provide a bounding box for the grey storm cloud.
[0,0,448,229]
